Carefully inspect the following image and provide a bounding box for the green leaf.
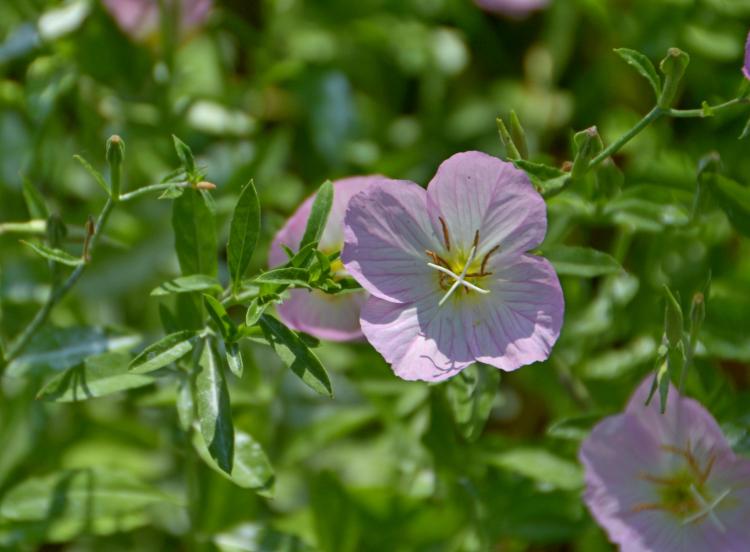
[21,178,49,219]
[485,448,583,490]
[38,352,154,402]
[445,364,499,442]
[226,342,244,378]
[204,294,238,341]
[663,284,684,348]
[21,240,82,266]
[214,523,315,552]
[6,326,141,378]
[73,154,111,197]
[299,180,333,251]
[254,267,311,287]
[227,180,261,290]
[614,47,662,98]
[193,428,273,493]
[244,300,266,327]
[706,173,750,237]
[195,338,234,474]
[176,376,195,431]
[129,330,196,374]
[0,468,174,534]
[172,135,196,175]
[543,245,622,277]
[547,413,604,441]
[258,315,333,397]
[172,188,218,277]
[150,274,221,296]
[513,159,571,197]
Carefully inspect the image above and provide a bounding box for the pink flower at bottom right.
[579,378,750,552]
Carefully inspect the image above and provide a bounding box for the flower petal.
[425,151,546,263]
[744,30,750,80]
[343,181,442,303]
[360,295,474,382]
[276,289,367,342]
[625,378,733,459]
[269,176,387,266]
[463,254,563,371]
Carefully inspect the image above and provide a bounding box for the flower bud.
[663,285,683,348]
[509,110,528,159]
[496,117,521,160]
[657,48,690,109]
[689,292,705,338]
[571,126,603,179]
[106,135,125,199]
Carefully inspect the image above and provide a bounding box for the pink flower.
[474,0,549,18]
[341,151,563,382]
[743,30,750,80]
[269,176,388,342]
[102,0,212,43]
[580,378,750,552]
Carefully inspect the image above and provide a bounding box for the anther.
[438,217,451,251]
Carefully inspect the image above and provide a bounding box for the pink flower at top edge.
[580,377,750,552]
[268,176,390,342]
[102,0,212,43]
[341,151,564,382]
[474,0,549,18]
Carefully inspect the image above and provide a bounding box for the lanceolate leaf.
[21,178,49,219]
[193,428,273,493]
[258,315,333,397]
[299,180,333,251]
[254,267,310,287]
[172,188,218,277]
[195,339,234,474]
[226,342,244,378]
[21,241,82,266]
[150,274,221,296]
[73,154,111,197]
[227,180,260,290]
[203,294,238,342]
[5,326,141,378]
[38,352,155,402]
[614,48,662,98]
[129,330,197,374]
[544,245,622,278]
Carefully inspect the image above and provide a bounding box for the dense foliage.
[1,1,750,551]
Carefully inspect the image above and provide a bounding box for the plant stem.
[668,97,748,118]
[118,182,189,202]
[588,106,663,170]
[2,198,115,367]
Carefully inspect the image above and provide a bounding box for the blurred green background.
[1,0,750,550]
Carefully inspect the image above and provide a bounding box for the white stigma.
[683,484,730,532]
[428,246,490,307]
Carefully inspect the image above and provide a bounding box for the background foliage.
[1,0,750,550]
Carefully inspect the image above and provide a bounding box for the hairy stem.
[118,182,190,202]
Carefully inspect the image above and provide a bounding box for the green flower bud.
[663,285,684,348]
[496,117,521,160]
[571,126,603,179]
[509,110,528,160]
[106,135,125,199]
[657,48,690,109]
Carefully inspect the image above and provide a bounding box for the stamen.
[438,217,451,251]
[480,245,501,275]
[472,230,479,249]
[427,263,491,295]
[683,484,730,532]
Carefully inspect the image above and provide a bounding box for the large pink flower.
[474,0,549,18]
[341,151,563,382]
[580,378,750,552]
[269,176,388,342]
[102,0,212,42]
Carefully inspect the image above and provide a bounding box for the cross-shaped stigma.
[427,245,491,307]
[683,484,730,532]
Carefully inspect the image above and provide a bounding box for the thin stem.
[588,106,663,169]
[2,198,115,367]
[668,97,748,118]
[118,182,189,202]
